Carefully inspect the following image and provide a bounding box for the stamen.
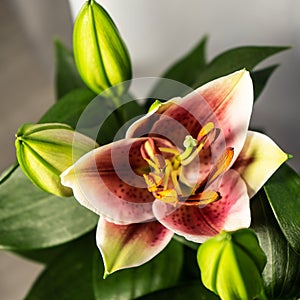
[143,173,163,192]
[153,155,166,170]
[159,147,180,156]
[197,122,214,141]
[154,189,178,206]
[207,147,234,184]
[179,190,221,206]
[163,160,172,190]
[143,158,161,174]
[141,138,166,170]
[203,128,221,149]
[144,139,157,158]
[192,147,234,195]
[141,125,226,208]
[171,170,182,195]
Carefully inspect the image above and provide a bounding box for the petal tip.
[103,269,110,279]
[60,165,75,188]
[234,131,289,198]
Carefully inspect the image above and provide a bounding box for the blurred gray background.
[1,0,299,298]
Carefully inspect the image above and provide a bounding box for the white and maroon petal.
[145,70,253,163]
[96,218,173,276]
[129,70,253,164]
[192,69,253,162]
[61,138,156,224]
[153,170,250,243]
[233,131,289,198]
[61,137,180,224]
[219,170,251,232]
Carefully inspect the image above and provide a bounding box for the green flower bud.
[197,229,267,300]
[73,0,132,96]
[15,123,98,197]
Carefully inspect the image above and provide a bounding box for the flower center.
[141,122,234,207]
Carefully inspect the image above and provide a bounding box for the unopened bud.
[73,0,132,96]
[197,229,266,300]
[15,123,98,197]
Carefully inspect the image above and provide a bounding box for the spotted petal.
[233,131,289,197]
[96,218,174,276]
[61,137,178,224]
[153,170,250,243]
[61,138,155,224]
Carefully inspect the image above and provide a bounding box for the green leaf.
[39,87,145,145]
[25,232,95,300]
[164,36,208,85]
[0,168,98,250]
[14,242,72,265]
[151,39,288,102]
[93,240,184,300]
[25,237,184,300]
[15,229,97,265]
[122,98,147,123]
[54,39,86,100]
[264,163,300,254]
[97,97,146,145]
[251,64,279,102]
[179,246,201,281]
[135,281,219,300]
[39,88,97,128]
[151,36,207,98]
[193,46,289,88]
[251,190,300,299]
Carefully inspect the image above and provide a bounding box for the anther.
[179,190,221,206]
[154,189,179,206]
[197,122,215,142]
[143,173,163,192]
[141,138,166,169]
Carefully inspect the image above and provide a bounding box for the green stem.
[0,161,19,184]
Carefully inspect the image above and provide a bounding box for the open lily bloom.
[61,70,288,275]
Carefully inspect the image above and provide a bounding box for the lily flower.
[61,70,288,276]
